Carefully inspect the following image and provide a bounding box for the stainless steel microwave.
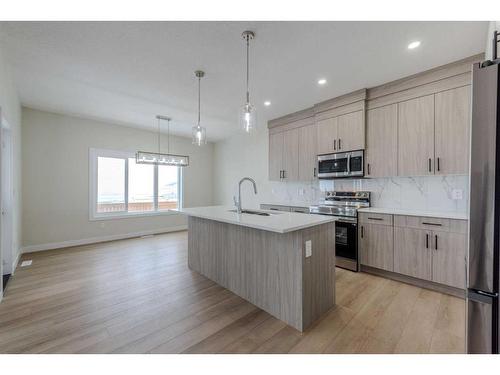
[317,150,364,179]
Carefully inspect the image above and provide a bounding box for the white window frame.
[89,148,183,221]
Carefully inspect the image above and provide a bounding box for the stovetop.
[309,191,371,218]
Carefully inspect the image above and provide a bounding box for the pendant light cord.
[167,118,170,154]
[246,35,250,103]
[158,116,161,154]
[198,75,201,127]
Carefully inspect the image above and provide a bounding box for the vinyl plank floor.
[0,231,465,354]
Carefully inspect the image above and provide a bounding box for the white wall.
[21,107,214,250]
[213,126,469,214]
[0,44,22,283]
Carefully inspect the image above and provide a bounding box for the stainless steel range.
[309,191,370,272]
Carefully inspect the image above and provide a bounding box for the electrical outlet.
[298,188,306,196]
[305,240,312,258]
[21,260,32,267]
[452,189,463,200]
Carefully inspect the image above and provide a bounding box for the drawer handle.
[361,225,364,238]
[367,217,383,221]
[422,222,442,226]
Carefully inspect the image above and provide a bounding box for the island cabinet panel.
[316,117,337,155]
[187,216,336,332]
[269,132,284,181]
[365,104,398,177]
[434,85,471,175]
[431,230,467,289]
[337,110,365,152]
[397,94,435,176]
[298,124,318,181]
[359,222,394,271]
[394,226,432,280]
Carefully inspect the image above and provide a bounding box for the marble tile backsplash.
[265,175,469,214]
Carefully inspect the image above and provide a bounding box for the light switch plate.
[452,189,463,200]
[21,260,32,267]
[305,240,312,258]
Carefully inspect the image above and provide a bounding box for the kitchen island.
[177,206,337,331]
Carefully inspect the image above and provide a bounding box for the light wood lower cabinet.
[394,227,432,280]
[431,230,467,289]
[359,222,394,271]
[361,213,467,290]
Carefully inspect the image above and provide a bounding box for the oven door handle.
[347,153,351,174]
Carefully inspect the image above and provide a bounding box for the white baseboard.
[11,250,21,275]
[20,225,188,254]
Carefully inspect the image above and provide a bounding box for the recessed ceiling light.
[318,78,327,85]
[264,101,271,106]
[407,41,421,50]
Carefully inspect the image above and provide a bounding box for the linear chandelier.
[136,115,189,167]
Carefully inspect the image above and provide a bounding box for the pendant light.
[240,30,257,132]
[192,70,207,145]
[136,115,189,166]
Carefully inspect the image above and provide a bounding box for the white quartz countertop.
[357,207,468,220]
[175,205,337,233]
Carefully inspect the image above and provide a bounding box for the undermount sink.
[228,209,281,216]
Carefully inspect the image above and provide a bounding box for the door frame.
[0,107,14,301]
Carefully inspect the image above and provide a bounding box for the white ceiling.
[0,21,489,141]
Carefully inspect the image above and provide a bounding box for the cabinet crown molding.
[313,88,367,115]
[268,107,314,129]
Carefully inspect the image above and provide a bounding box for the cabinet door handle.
[425,233,429,249]
[428,158,432,172]
[313,167,317,178]
[283,170,286,179]
[361,225,364,238]
[437,157,440,172]
[333,139,336,150]
[338,138,342,150]
[435,234,438,250]
[422,222,442,226]
[367,163,371,175]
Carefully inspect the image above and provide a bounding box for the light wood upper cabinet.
[316,117,337,155]
[337,110,365,152]
[283,128,299,181]
[269,132,284,181]
[268,128,299,181]
[298,124,318,181]
[359,222,394,271]
[365,104,398,177]
[398,95,435,176]
[394,226,432,280]
[434,86,471,175]
[431,230,467,289]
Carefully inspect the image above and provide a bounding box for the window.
[90,148,182,219]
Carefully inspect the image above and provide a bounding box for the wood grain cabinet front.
[365,104,398,178]
[359,222,394,272]
[434,86,471,175]
[430,230,467,289]
[394,226,432,280]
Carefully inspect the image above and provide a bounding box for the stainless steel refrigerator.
[467,54,500,354]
